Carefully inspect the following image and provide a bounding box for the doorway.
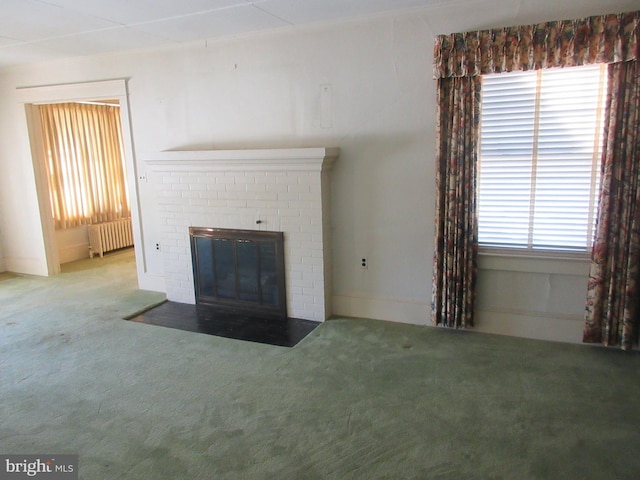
[18,80,144,283]
[43,99,130,265]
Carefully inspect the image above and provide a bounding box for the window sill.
[478,247,591,276]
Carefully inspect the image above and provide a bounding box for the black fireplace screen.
[189,227,287,319]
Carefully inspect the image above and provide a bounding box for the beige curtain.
[39,102,130,230]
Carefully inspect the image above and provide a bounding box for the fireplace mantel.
[143,147,339,322]
[141,147,338,171]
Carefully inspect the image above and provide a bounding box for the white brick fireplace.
[143,147,338,322]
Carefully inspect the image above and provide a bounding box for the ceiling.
[0,0,449,68]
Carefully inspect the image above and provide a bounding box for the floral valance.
[433,10,639,78]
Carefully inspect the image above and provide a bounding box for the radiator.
[89,218,134,258]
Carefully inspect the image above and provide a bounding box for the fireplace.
[143,147,338,322]
[190,227,287,319]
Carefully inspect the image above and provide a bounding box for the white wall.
[0,219,4,272]
[0,0,635,342]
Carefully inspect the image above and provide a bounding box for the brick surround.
[143,148,338,322]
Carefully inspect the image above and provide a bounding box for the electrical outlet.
[155,242,161,251]
[361,258,368,269]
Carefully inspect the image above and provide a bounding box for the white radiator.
[89,218,133,258]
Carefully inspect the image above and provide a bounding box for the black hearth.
[128,301,319,347]
[189,227,287,319]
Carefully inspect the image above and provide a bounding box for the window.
[39,102,130,230]
[478,64,607,252]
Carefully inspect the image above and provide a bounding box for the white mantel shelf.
[141,147,339,171]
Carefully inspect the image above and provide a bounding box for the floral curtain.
[431,76,480,328]
[433,11,639,78]
[583,61,640,350]
[431,10,640,338]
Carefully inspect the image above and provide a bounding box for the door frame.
[17,79,146,282]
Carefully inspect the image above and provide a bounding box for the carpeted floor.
[1,249,640,479]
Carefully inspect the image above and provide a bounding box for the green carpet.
[1,249,640,479]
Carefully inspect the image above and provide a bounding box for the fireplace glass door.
[190,227,286,319]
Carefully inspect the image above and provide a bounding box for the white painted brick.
[167,218,189,227]
[307,176,322,187]
[245,192,278,202]
[216,176,235,184]
[255,174,280,184]
[266,183,289,193]
[286,270,303,281]
[248,208,279,219]
[164,232,188,241]
[295,294,315,305]
[297,278,315,288]
[288,286,303,295]
[296,192,320,202]
[161,190,182,198]
[181,191,201,199]
[245,183,266,192]
[304,271,324,283]
[198,175,217,184]
[277,208,302,217]
[217,191,242,200]
[225,183,248,192]
[287,183,311,193]
[155,153,331,321]
[177,253,192,264]
[287,200,314,210]
[288,248,308,259]
[299,208,320,219]
[301,241,321,251]
[301,253,322,265]
[246,199,272,209]
[234,175,254,185]
[276,174,296,184]
[288,231,313,241]
[162,238,178,247]
[207,199,228,208]
[165,204,186,212]
[290,263,314,273]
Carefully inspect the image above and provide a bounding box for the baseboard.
[332,293,429,326]
[474,308,584,344]
[4,256,48,276]
[332,294,584,344]
[58,243,90,264]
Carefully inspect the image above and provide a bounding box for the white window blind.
[478,64,607,251]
